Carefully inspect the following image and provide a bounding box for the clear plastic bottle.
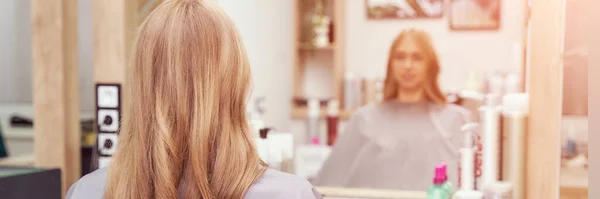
[427,183,447,199]
[306,99,321,144]
[326,100,339,146]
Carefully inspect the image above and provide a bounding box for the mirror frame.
[525,0,566,198]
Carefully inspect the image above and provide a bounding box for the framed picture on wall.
[450,0,501,30]
[366,0,444,19]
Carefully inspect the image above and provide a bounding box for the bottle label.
[458,152,477,189]
[475,133,483,190]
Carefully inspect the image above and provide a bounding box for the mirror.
[560,0,588,198]
[271,0,530,196]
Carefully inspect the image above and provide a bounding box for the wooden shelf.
[292,0,345,119]
[291,106,353,120]
[297,42,336,50]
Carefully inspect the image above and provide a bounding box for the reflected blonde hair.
[383,29,447,104]
[104,0,265,198]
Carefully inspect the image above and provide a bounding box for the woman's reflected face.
[391,36,428,90]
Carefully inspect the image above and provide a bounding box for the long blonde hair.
[383,29,447,104]
[104,0,265,198]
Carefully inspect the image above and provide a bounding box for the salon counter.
[316,167,588,199]
[560,167,588,199]
[316,187,426,199]
[0,154,34,166]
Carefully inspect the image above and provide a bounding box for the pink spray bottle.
[427,163,453,199]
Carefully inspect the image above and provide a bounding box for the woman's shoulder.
[436,103,470,115]
[245,169,322,199]
[431,103,473,124]
[67,167,322,199]
[66,167,108,199]
[348,103,380,121]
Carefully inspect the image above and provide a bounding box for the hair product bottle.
[486,72,505,97]
[375,78,385,103]
[249,97,266,137]
[464,71,483,92]
[479,104,502,188]
[459,123,478,191]
[363,75,378,105]
[307,99,321,145]
[500,93,528,199]
[427,164,451,199]
[503,73,521,94]
[455,123,485,199]
[439,163,454,196]
[326,100,339,146]
[255,129,270,165]
[344,72,361,110]
[311,0,330,48]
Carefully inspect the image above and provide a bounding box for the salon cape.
[66,167,322,199]
[314,101,471,191]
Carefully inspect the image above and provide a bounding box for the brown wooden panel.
[31,0,81,196]
[526,0,566,198]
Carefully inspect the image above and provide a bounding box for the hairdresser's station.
[0,0,588,199]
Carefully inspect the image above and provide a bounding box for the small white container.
[255,137,269,163]
[453,190,484,199]
[483,182,513,199]
[343,72,362,110]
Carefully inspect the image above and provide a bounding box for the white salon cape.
[314,101,471,191]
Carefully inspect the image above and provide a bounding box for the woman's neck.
[397,88,425,103]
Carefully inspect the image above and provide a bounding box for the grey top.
[67,167,322,199]
[314,101,471,191]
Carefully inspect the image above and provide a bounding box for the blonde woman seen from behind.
[66,0,321,199]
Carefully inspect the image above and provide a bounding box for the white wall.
[0,0,32,103]
[217,0,527,139]
[0,0,95,113]
[345,0,526,92]
[219,0,296,131]
[78,0,95,112]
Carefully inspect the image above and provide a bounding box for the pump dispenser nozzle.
[433,164,447,184]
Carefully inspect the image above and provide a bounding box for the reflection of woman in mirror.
[314,29,471,191]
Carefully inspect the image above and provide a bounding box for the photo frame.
[366,0,444,19]
[449,0,501,30]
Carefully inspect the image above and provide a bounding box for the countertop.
[0,103,34,140]
[560,166,588,199]
[316,187,426,199]
[0,103,94,140]
[561,166,588,188]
